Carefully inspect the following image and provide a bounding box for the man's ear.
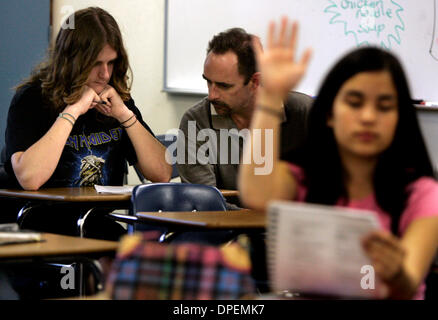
[250,72,261,89]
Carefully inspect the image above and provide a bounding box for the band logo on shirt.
[65,128,123,151]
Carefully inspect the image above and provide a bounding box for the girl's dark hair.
[291,47,434,235]
[17,7,132,115]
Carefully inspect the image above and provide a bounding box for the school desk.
[135,209,265,232]
[0,233,119,297]
[0,187,241,236]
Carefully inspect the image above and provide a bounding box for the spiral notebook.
[266,201,386,299]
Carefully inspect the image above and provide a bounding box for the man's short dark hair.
[207,28,256,84]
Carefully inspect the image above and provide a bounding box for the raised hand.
[255,17,312,99]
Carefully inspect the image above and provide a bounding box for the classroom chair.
[108,183,235,245]
[131,182,227,213]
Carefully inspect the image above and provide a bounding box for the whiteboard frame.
[163,0,206,96]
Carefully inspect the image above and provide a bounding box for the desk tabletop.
[0,233,119,260]
[0,187,130,202]
[136,209,265,229]
[219,189,239,197]
[0,187,238,202]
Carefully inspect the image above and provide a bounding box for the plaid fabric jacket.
[107,232,256,300]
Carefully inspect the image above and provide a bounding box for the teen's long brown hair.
[17,7,132,115]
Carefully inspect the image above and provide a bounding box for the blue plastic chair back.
[129,183,232,244]
[131,183,227,213]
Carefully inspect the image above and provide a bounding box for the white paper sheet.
[94,185,135,194]
[0,232,42,245]
[267,201,386,299]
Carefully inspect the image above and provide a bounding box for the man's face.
[86,44,118,94]
[203,51,255,116]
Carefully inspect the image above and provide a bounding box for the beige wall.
[52,0,202,184]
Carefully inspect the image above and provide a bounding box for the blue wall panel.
[0,0,50,150]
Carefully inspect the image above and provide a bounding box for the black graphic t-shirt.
[4,83,154,188]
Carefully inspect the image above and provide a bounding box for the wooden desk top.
[136,209,265,229]
[219,189,239,197]
[219,189,239,198]
[0,187,238,202]
[0,233,119,260]
[0,187,131,202]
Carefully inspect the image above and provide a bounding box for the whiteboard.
[164,0,438,101]
[417,108,438,174]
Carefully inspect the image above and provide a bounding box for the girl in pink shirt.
[239,18,438,299]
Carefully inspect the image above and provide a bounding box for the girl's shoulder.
[406,176,438,212]
[406,176,438,201]
[400,176,438,233]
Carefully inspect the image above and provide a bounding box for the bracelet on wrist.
[120,116,137,129]
[60,112,77,122]
[58,113,75,126]
[120,114,135,125]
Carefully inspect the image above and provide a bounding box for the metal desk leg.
[77,207,96,238]
[77,258,105,297]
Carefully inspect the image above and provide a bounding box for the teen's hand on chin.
[95,85,133,122]
[64,85,100,119]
